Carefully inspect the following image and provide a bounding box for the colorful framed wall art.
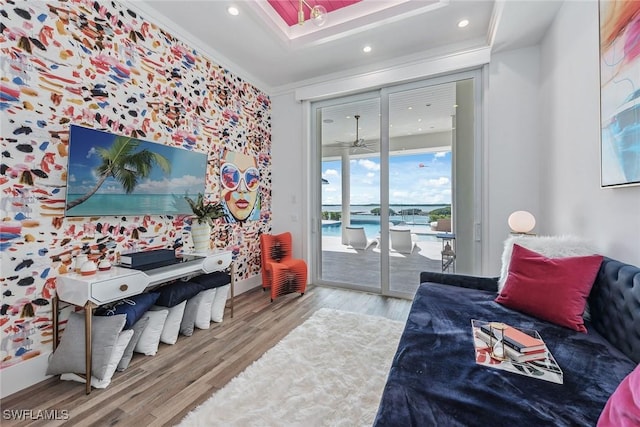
[599,0,640,187]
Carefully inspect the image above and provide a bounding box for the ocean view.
[322,204,448,214]
[321,204,449,239]
[65,193,193,216]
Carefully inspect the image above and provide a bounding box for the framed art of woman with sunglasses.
[220,149,261,223]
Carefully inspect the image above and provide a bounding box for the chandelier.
[298,0,328,27]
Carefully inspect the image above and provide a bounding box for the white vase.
[191,221,211,252]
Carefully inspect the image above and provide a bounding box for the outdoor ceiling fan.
[327,115,376,153]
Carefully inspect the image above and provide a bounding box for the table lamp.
[508,210,536,234]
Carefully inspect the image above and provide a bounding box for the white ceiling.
[126,0,563,147]
[130,0,563,92]
[318,82,456,147]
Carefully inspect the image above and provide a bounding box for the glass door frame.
[310,69,484,297]
[311,90,382,294]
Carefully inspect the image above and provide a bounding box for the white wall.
[539,1,640,265]
[454,79,477,274]
[485,46,543,273]
[270,92,307,259]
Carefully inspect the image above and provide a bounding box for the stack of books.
[476,323,547,363]
[471,319,563,384]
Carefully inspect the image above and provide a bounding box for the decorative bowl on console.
[80,260,97,276]
[98,259,112,271]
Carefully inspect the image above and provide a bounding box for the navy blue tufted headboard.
[588,257,640,364]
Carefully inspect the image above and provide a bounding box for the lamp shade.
[508,210,536,234]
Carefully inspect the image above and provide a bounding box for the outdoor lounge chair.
[390,228,418,254]
[345,226,376,250]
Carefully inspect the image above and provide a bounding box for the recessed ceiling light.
[228,6,239,16]
[363,45,372,53]
[458,19,469,28]
[407,106,413,110]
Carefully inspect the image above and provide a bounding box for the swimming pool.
[322,215,437,241]
[322,219,380,237]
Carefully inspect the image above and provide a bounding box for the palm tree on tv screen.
[66,136,171,210]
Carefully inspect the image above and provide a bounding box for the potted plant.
[184,193,224,252]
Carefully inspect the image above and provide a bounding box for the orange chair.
[260,232,307,302]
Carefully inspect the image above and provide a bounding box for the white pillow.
[134,309,168,356]
[498,234,597,291]
[61,329,133,389]
[195,288,217,330]
[180,292,204,337]
[117,315,150,372]
[46,313,126,379]
[151,301,186,345]
[211,284,230,323]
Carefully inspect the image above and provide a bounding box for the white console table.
[53,251,234,394]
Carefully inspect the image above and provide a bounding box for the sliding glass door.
[317,94,381,293]
[312,70,482,298]
[386,83,455,295]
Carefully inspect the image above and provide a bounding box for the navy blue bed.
[373,258,640,427]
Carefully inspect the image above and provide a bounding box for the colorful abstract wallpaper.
[0,0,272,369]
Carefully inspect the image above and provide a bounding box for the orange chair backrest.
[260,232,293,265]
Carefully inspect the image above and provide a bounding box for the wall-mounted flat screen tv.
[65,125,207,217]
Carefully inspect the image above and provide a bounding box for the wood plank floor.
[1,286,412,427]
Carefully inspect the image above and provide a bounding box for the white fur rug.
[178,308,404,427]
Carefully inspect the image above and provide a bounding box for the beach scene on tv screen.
[65,125,207,217]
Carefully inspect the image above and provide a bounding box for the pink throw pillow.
[495,244,603,332]
[598,364,640,427]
